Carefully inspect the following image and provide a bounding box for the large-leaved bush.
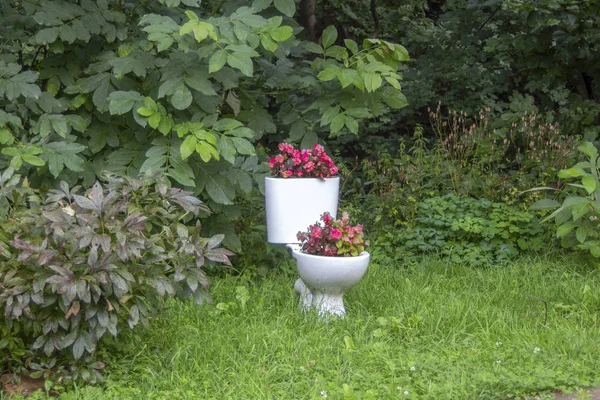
[0,171,233,383]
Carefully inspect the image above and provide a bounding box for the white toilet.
[288,245,370,317]
[264,174,370,317]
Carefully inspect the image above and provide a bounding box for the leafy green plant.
[0,171,233,383]
[388,195,549,265]
[532,142,600,257]
[0,0,409,249]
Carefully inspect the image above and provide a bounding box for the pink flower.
[301,150,310,163]
[354,225,363,234]
[296,170,304,177]
[282,170,293,178]
[311,225,322,238]
[269,143,338,179]
[330,228,342,240]
[322,213,332,224]
[278,143,294,153]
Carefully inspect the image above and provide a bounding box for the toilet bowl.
[288,245,370,317]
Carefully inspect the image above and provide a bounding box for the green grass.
[7,253,600,399]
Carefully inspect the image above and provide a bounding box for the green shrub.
[0,171,233,383]
[380,195,550,265]
[532,142,600,258]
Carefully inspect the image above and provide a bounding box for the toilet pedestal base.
[294,278,347,317]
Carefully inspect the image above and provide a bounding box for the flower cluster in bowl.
[269,143,339,178]
[297,212,368,257]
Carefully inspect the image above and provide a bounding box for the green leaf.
[557,222,576,238]
[345,107,370,118]
[218,137,236,164]
[184,10,199,21]
[579,142,598,160]
[321,106,340,126]
[231,137,255,155]
[529,199,560,210]
[158,116,173,135]
[35,27,59,45]
[230,127,254,138]
[304,42,324,55]
[379,87,408,109]
[393,44,410,61]
[227,54,254,77]
[22,154,45,167]
[180,136,197,160]
[44,142,86,177]
[582,175,597,194]
[73,335,86,360]
[325,45,347,59]
[186,73,217,96]
[322,25,338,49]
[317,67,339,81]
[148,113,162,129]
[300,130,318,150]
[270,26,293,42]
[364,72,382,92]
[209,50,228,73]
[344,39,359,54]
[214,118,243,131]
[195,141,213,162]
[0,128,13,145]
[206,175,234,204]
[559,167,587,178]
[137,107,155,117]
[260,35,278,52]
[171,83,193,110]
[289,120,305,141]
[385,76,401,90]
[274,0,296,17]
[576,226,588,243]
[344,115,358,134]
[108,91,143,115]
[50,115,69,138]
[252,0,272,11]
[330,113,345,133]
[168,154,196,186]
[338,69,358,89]
[572,202,590,221]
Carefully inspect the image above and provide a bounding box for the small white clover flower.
[320,390,328,398]
[496,341,503,346]
[404,390,409,395]
[409,366,416,371]
[533,347,541,354]
[396,386,402,391]
[496,359,502,364]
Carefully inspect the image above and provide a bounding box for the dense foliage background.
[1,0,600,390]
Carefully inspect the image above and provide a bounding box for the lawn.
[5,252,600,400]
